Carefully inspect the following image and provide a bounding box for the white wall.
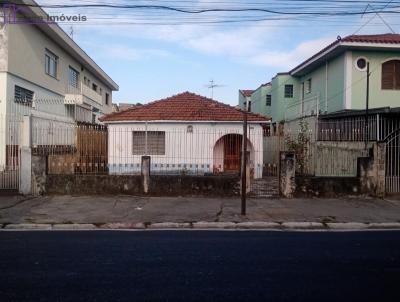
[0,73,7,169]
[7,20,113,113]
[107,122,264,178]
[6,73,68,117]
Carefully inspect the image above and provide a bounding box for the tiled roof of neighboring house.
[341,33,400,44]
[290,33,400,74]
[239,90,254,97]
[101,92,270,122]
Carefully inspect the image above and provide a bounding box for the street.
[0,231,399,302]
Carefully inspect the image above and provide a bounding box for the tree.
[284,119,310,175]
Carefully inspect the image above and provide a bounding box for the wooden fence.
[47,123,108,174]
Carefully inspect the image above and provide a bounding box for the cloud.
[78,40,172,62]
[104,45,171,61]
[248,37,335,69]
[36,0,336,69]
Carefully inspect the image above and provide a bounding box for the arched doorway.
[223,134,242,173]
[213,134,254,175]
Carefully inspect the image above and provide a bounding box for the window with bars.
[382,60,400,90]
[284,85,293,98]
[266,94,272,106]
[132,131,165,155]
[14,85,34,105]
[45,49,58,78]
[306,78,312,94]
[68,66,79,88]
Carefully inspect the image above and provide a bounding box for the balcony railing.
[285,94,320,121]
[65,83,103,106]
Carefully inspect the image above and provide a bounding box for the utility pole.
[365,62,370,149]
[241,111,248,216]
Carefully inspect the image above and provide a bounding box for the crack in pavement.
[0,196,38,211]
[215,201,224,222]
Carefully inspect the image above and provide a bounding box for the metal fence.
[263,130,369,177]
[35,124,266,179]
[0,100,75,190]
[317,114,400,142]
[385,128,400,194]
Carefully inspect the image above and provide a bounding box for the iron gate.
[0,113,22,191]
[385,128,400,194]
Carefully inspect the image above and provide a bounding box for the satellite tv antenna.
[204,79,225,99]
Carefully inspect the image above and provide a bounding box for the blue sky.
[36,0,400,105]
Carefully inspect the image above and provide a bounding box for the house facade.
[0,0,119,123]
[238,90,253,111]
[0,0,118,175]
[101,92,270,179]
[240,34,400,126]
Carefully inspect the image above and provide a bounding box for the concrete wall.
[298,54,345,115]
[0,18,8,72]
[358,143,386,197]
[296,176,361,197]
[45,174,240,197]
[238,92,248,110]
[271,74,300,122]
[250,84,272,117]
[107,122,264,178]
[351,50,400,110]
[0,73,7,168]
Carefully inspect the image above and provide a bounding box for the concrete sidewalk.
[0,195,400,230]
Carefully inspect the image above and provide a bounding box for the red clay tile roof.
[290,33,400,74]
[341,33,400,44]
[101,92,270,122]
[239,90,254,97]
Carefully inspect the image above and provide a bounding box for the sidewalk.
[0,195,400,230]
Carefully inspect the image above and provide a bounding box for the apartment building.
[0,0,119,124]
[239,34,400,125]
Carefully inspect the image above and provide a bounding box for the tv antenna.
[69,26,74,40]
[204,79,225,99]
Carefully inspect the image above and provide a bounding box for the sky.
[35,0,400,106]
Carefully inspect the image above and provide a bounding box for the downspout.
[325,60,328,113]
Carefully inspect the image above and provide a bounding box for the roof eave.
[19,0,119,91]
[290,41,400,76]
[102,119,271,124]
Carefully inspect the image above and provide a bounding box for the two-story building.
[0,0,118,185]
[239,34,400,129]
[0,0,118,123]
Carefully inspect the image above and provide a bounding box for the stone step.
[249,176,280,198]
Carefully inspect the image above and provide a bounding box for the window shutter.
[395,61,400,90]
[382,60,395,89]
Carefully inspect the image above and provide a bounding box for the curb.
[1,222,400,231]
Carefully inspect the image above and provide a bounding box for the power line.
[10,1,400,17]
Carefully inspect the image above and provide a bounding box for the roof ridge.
[101,91,271,122]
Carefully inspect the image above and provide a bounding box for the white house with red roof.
[101,92,270,178]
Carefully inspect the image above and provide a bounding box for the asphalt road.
[0,231,399,302]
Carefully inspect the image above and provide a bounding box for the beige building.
[0,0,119,123]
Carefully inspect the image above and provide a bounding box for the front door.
[223,134,242,173]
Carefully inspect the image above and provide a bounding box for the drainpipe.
[365,62,370,149]
[325,61,328,113]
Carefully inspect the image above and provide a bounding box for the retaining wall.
[46,174,240,197]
